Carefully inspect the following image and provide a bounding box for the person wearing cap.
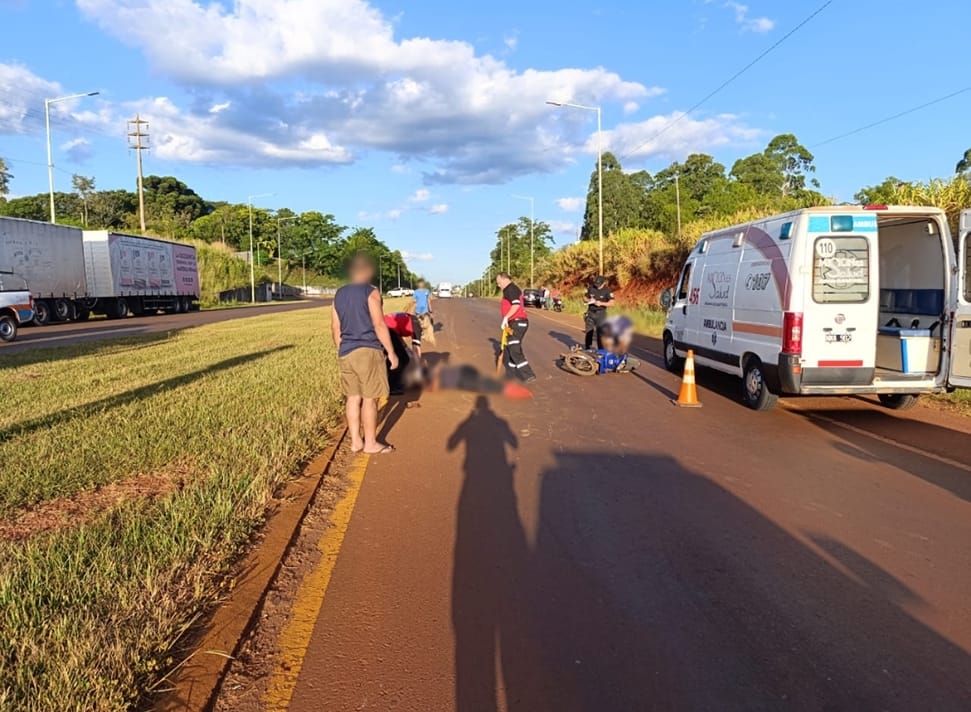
[583,275,615,350]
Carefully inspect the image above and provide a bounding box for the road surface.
[0,299,324,355]
[231,298,971,711]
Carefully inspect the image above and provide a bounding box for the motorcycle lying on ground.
[558,345,640,376]
[552,296,563,312]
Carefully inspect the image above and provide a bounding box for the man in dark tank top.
[332,253,399,454]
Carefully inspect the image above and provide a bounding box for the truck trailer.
[0,217,200,323]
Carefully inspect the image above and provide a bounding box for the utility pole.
[127,115,150,232]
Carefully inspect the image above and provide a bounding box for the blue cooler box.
[877,327,940,373]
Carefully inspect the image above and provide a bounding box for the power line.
[811,86,971,148]
[618,0,833,162]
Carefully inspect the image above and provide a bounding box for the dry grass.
[0,308,344,710]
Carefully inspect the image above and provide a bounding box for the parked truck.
[0,271,34,342]
[0,217,200,324]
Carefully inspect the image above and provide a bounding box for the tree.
[580,152,645,240]
[956,148,971,174]
[764,133,819,195]
[0,158,11,197]
[143,175,209,237]
[72,174,96,226]
[490,217,554,283]
[854,177,909,206]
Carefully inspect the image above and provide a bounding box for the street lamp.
[512,194,535,288]
[546,100,603,273]
[45,91,99,224]
[276,215,299,300]
[248,192,274,303]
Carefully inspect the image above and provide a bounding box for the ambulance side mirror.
[660,288,673,310]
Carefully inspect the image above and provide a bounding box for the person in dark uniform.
[583,275,615,350]
[496,272,537,383]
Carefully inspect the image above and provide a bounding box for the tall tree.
[72,174,96,226]
[764,133,819,195]
[580,152,645,240]
[956,148,971,174]
[0,158,11,197]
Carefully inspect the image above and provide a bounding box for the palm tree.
[955,148,971,174]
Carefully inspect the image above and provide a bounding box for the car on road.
[437,283,453,298]
[0,272,34,342]
[522,288,545,308]
[387,287,411,298]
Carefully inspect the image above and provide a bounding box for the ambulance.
[661,205,971,410]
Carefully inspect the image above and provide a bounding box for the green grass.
[0,308,344,710]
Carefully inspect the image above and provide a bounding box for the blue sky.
[2,0,970,284]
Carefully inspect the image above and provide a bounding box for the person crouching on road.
[496,272,536,383]
[384,311,423,395]
[599,314,634,357]
[583,275,615,350]
[411,279,435,347]
[332,253,398,455]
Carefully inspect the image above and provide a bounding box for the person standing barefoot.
[332,253,399,454]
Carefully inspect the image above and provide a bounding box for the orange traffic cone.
[672,349,703,408]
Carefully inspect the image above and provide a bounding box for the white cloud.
[74,0,660,182]
[548,220,578,235]
[401,250,434,261]
[387,208,402,219]
[209,101,231,114]
[0,63,61,134]
[623,101,639,115]
[391,163,410,173]
[556,196,584,212]
[503,32,518,52]
[61,137,93,163]
[587,111,761,162]
[410,188,430,202]
[725,2,775,33]
[429,203,448,214]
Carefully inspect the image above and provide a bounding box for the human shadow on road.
[547,330,578,350]
[448,397,545,712]
[0,346,294,442]
[455,450,971,711]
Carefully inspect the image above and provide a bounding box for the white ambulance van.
[661,205,971,410]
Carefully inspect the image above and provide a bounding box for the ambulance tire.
[663,332,683,373]
[877,393,919,411]
[742,357,778,411]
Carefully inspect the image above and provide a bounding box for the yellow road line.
[263,452,370,710]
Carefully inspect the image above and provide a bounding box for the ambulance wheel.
[0,314,17,342]
[742,357,778,411]
[663,332,683,373]
[562,352,598,376]
[878,393,919,411]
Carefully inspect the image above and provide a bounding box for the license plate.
[825,333,852,343]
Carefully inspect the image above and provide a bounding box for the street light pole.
[546,100,604,273]
[45,91,99,223]
[248,192,274,303]
[512,195,535,287]
[276,216,298,300]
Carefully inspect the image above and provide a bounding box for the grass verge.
[0,307,343,710]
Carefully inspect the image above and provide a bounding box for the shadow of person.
[548,330,578,349]
[448,396,542,711]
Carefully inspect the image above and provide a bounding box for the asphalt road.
[0,299,325,355]
[273,298,971,711]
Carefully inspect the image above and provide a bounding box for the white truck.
[0,271,34,342]
[0,217,200,323]
[661,205,971,410]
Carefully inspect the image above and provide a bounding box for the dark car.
[522,288,544,308]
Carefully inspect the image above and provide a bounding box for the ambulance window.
[677,262,693,301]
[813,236,869,303]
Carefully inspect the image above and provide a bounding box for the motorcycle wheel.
[561,351,598,376]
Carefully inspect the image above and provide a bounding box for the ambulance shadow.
[499,451,971,711]
[808,416,971,503]
[628,369,678,400]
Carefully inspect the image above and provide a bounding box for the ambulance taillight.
[782,312,803,355]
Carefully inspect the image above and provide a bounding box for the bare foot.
[363,444,395,455]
